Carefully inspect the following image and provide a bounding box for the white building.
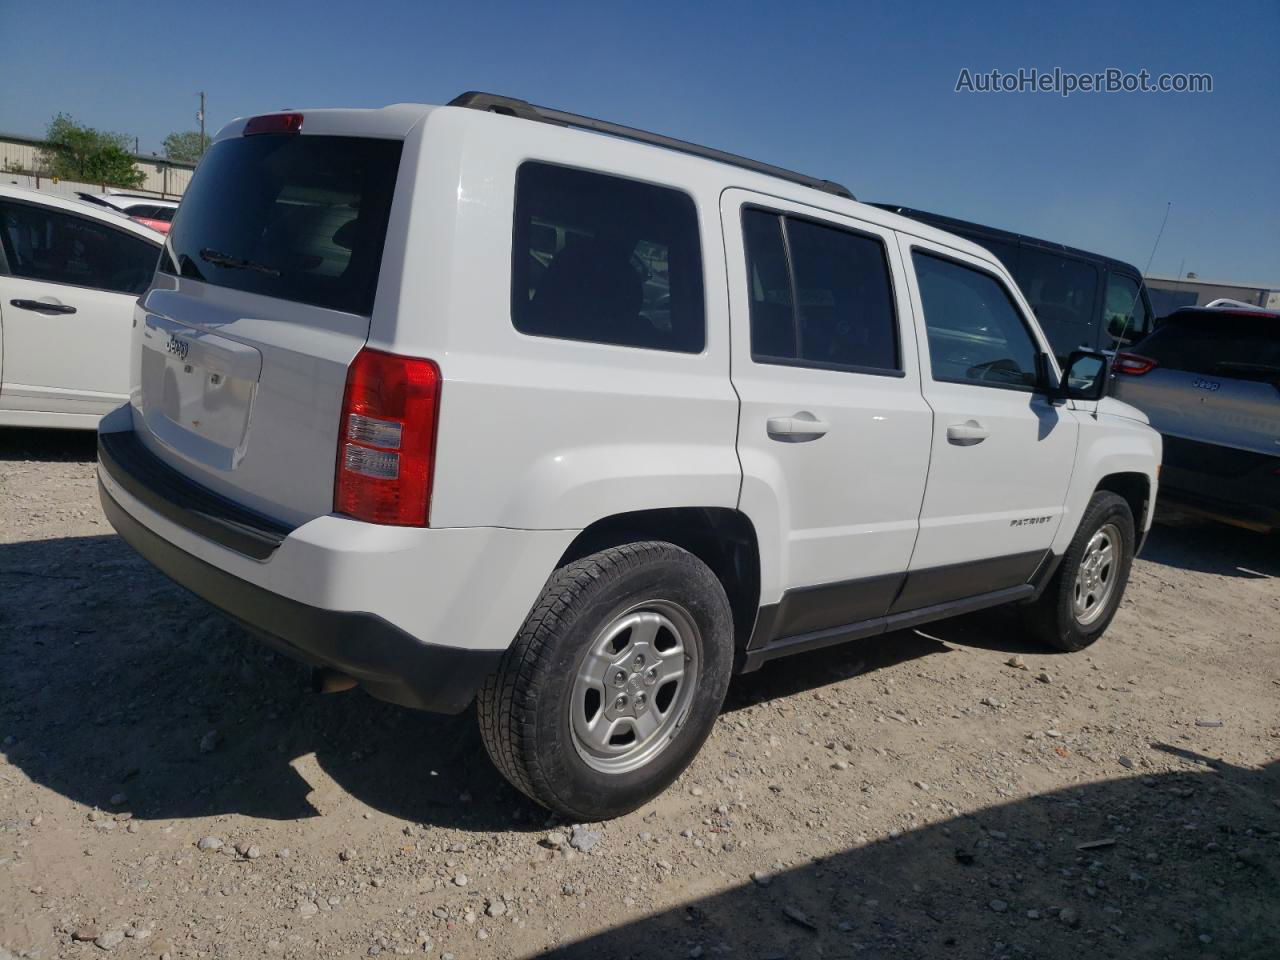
[1144,273,1278,316]
[1,130,195,199]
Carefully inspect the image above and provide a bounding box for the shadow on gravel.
[1140,515,1279,579]
[3,518,1274,846]
[546,755,1280,960]
[0,427,97,463]
[0,534,529,831]
[1,532,1054,833]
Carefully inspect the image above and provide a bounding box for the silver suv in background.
[1113,305,1280,533]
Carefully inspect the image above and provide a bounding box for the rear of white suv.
[97,106,575,713]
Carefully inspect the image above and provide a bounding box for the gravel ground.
[1,428,1277,960]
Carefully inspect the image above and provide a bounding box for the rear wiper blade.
[199,247,280,277]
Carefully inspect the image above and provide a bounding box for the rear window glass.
[511,161,705,353]
[1138,313,1280,383]
[161,134,402,315]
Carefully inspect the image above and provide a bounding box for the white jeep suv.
[97,93,1161,820]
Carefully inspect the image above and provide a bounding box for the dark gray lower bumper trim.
[99,479,502,714]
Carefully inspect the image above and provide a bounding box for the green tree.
[162,130,206,164]
[39,113,145,188]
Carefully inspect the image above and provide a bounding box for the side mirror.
[1055,350,1109,402]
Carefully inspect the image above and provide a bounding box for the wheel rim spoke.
[1072,522,1123,626]
[568,600,702,776]
[631,707,661,742]
[628,614,661,649]
[576,645,615,689]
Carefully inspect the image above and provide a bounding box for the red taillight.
[129,216,169,234]
[1114,353,1157,375]
[244,112,304,136]
[335,348,441,526]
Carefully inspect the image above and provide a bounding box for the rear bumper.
[96,408,577,712]
[100,479,500,711]
[1158,486,1280,533]
[1159,436,1280,533]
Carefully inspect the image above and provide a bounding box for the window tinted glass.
[1102,273,1151,345]
[0,200,158,295]
[786,218,898,371]
[151,206,175,222]
[975,237,1020,276]
[512,162,704,353]
[742,209,796,358]
[1014,248,1098,359]
[162,134,402,315]
[742,210,899,373]
[1137,313,1280,383]
[913,251,1041,390]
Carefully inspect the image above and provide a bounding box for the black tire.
[1022,491,1136,652]
[477,541,734,820]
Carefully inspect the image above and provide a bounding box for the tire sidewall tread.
[1027,491,1136,652]
[478,541,733,820]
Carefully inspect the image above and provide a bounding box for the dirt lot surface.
[1,428,1277,960]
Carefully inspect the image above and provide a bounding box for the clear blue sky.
[2,0,1276,283]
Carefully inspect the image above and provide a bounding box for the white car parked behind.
[0,185,162,428]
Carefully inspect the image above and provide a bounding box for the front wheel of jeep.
[1021,491,1136,652]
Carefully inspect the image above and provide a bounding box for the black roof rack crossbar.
[447,91,855,201]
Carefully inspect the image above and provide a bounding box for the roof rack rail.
[447,91,855,201]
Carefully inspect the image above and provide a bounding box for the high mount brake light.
[244,113,304,136]
[334,349,441,526]
[1114,353,1157,376]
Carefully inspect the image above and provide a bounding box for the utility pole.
[197,92,206,155]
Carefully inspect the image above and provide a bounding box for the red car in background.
[78,192,177,234]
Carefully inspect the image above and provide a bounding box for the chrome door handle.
[767,413,830,441]
[946,420,989,445]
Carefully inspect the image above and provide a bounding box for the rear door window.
[742,209,900,374]
[511,161,705,353]
[161,134,403,315]
[0,199,158,295]
[1137,313,1280,384]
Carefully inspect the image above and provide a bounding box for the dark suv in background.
[873,205,1155,363]
[1112,305,1280,534]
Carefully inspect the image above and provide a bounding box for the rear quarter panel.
[376,108,742,531]
[1114,368,1279,457]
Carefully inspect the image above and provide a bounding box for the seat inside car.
[529,234,652,346]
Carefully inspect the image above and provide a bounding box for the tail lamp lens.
[335,348,440,526]
[1114,353,1157,375]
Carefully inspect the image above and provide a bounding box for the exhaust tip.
[312,668,359,695]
